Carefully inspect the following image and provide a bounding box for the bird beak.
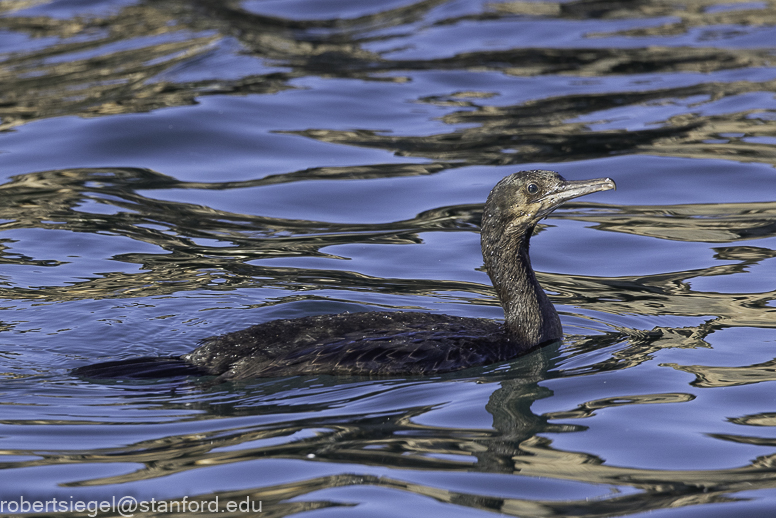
[544,177,615,207]
[536,177,615,219]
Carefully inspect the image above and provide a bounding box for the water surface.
[1,0,776,516]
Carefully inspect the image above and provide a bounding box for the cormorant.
[73,170,615,381]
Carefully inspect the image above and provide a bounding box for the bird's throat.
[484,230,562,346]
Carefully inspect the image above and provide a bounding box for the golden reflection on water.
[7,368,776,517]
[0,167,494,303]
[1,165,774,345]
[0,0,775,167]
[664,359,776,388]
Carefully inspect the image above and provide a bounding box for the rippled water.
[1,0,776,516]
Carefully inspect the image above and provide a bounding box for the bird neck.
[482,227,562,346]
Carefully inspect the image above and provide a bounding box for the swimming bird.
[73,170,615,381]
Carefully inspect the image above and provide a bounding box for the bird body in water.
[73,170,615,381]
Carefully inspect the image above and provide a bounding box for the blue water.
[1,0,776,516]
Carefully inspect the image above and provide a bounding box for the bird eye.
[527,183,539,194]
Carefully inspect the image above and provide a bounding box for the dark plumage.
[73,170,615,381]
